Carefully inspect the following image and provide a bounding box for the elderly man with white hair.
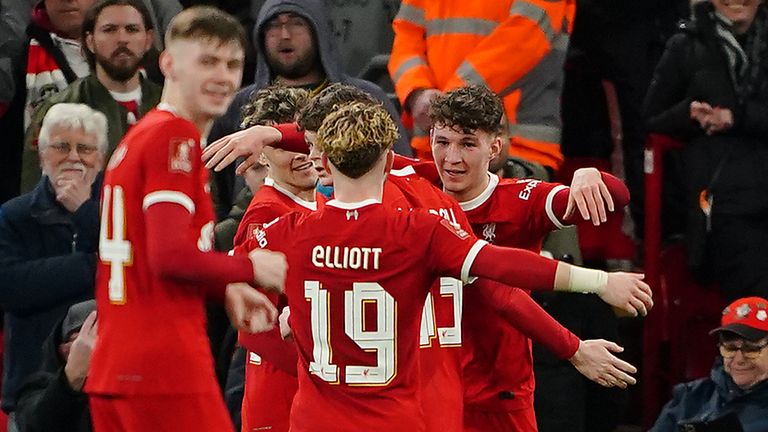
[0,103,106,431]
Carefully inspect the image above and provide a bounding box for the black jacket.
[0,175,100,411]
[644,2,768,216]
[14,315,91,432]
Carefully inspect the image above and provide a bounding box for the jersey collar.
[264,177,317,211]
[459,173,499,211]
[325,199,381,210]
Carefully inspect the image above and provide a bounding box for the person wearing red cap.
[651,296,768,432]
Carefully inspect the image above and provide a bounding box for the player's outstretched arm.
[225,282,278,334]
[569,339,637,389]
[202,123,308,174]
[469,245,653,316]
[560,169,630,226]
[474,280,579,360]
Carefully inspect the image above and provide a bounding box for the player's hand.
[279,306,293,341]
[202,125,283,174]
[55,172,93,213]
[564,167,614,225]
[64,310,98,391]
[225,283,278,333]
[569,339,637,389]
[248,249,287,294]
[410,88,441,131]
[599,272,653,317]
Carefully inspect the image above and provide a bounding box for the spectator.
[388,0,574,175]
[14,300,97,432]
[20,0,162,193]
[644,0,768,300]
[651,296,768,432]
[0,0,96,205]
[0,103,105,431]
[248,0,402,80]
[207,0,410,221]
[0,0,37,117]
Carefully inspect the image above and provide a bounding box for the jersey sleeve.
[424,214,487,284]
[140,118,202,211]
[473,279,579,359]
[509,179,569,236]
[234,204,284,248]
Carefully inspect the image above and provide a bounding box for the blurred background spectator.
[0,103,104,431]
[650,296,768,432]
[644,0,768,300]
[14,300,97,432]
[20,0,162,193]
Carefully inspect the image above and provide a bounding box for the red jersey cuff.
[274,123,309,154]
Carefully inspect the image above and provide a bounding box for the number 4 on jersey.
[99,185,133,304]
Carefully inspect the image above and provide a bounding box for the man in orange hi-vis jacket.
[388,0,575,174]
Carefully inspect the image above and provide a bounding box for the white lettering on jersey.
[518,179,541,201]
[346,210,359,220]
[312,246,382,270]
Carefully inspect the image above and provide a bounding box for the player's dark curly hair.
[241,85,310,128]
[429,85,504,135]
[297,83,380,132]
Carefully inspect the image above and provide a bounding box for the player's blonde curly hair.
[316,102,399,179]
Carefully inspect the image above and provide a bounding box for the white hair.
[38,103,108,153]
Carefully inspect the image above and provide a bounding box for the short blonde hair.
[39,103,108,153]
[164,6,246,51]
[316,102,399,179]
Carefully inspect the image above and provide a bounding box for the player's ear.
[385,149,395,173]
[159,49,174,79]
[489,133,502,160]
[321,154,333,176]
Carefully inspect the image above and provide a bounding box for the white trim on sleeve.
[460,239,488,283]
[142,190,196,214]
[544,185,569,229]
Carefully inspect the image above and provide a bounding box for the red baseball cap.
[710,297,768,342]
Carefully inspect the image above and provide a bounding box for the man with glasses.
[651,296,768,432]
[0,103,106,432]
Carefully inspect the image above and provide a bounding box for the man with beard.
[20,0,162,192]
[206,0,411,222]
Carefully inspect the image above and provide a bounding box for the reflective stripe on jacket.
[388,0,575,169]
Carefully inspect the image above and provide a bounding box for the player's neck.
[331,172,384,203]
[269,176,316,202]
[160,88,214,136]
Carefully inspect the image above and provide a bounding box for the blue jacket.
[650,360,768,432]
[0,175,100,411]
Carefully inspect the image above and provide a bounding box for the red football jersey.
[234,177,315,432]
[256,202,485,432]
[88,107,246,396]
[459,173,566,412]
[387,166,470,432]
